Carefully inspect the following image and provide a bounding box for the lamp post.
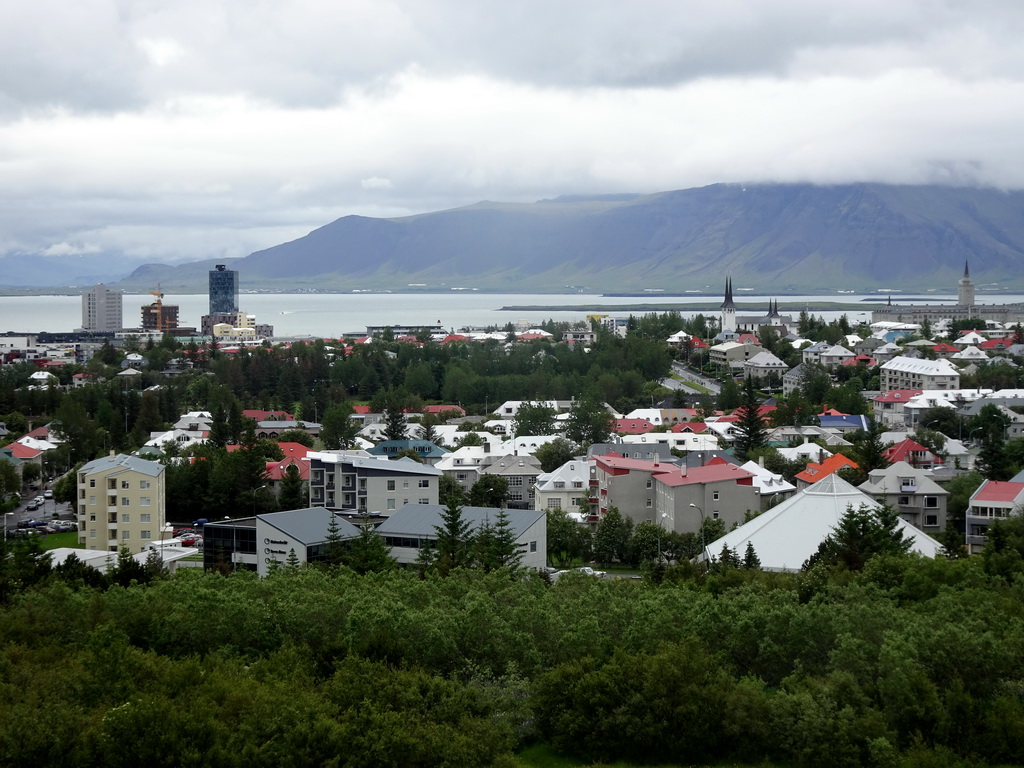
[2,511,13,543]
[657,512,669,564]
[688,503,709,565]
[252,485,266,516]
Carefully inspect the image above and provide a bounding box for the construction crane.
[147,284,169,333]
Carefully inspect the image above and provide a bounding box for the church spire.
[964,260,970,279]
[721,277,735,309]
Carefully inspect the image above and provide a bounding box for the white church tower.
[721,277,737,333]
[958,261,975,308]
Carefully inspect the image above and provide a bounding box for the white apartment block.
[81,284,123,332]
[881,356,961,392]
[77,453,166,553]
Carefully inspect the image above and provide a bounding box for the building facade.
[76,453,165,553]
[307,451,441,513]
[209,264,239,314]
[81,284,123,332]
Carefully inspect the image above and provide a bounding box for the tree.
[469,474,509,508]
[546,508,591,567]
[593,506,632,565]
[564,396,614,446]
[343,517,395,575]
[277,464,307,511]
[383,399,408,441]
[473,508,523,573]
[716,378,742,411]
[732,378,768,460]
[977,428,1013,481]
[533,437,579,473]
[433,498,473,576]
[847,421,892,473]
[277,429,314,448]
[512,402,556,437]
[320,403,359,450]
[742,541,761,570]
[803,503,913,571]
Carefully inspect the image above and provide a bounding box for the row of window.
[87,529,152,539]
[83,477,151,490]
[86,496,151,506]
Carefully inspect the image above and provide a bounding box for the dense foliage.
[3,531,1024,766]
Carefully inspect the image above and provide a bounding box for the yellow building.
[77,453,166,553]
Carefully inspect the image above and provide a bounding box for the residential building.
[967,480,1024,554]
[307,451,441,513]
[366,439,449,465]
[738,460,797,511]
[880,356,961,392]
[80,284,123,332]
[534,460,593,513]
[794,452,859,488]
[76,453,166,553]
[375,504,547,571]
[819,345,855,369]
[882,439,944,470]
[743,350,788,381]
[709,341,761,371]
[479,454,544,508]
[858,461,948,532]
[654,462,760,533]
[871,389,923,427]
[593,453,678,521]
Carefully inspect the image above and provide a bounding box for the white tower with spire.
[958,261,975,308]
[721,277,737,333]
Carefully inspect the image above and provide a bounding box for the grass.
[38,531,79,550]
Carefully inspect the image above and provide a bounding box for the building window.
[572,481,583,489]
[387,480,396,491]
[140,514,151,523]
[925,496,938,508]
[530,541,537,552]
[549,498,561,509]
[89,496,96,506]
[509,477,523,486]
[403,481,409,489]
[924,515,938,527]
[121,480,130,489]
[89,529,96,538]
[140,497,150,506]
[418,479,430,487]
[645,499,653,508]
[89,479,95,487]
[713,491,720,501]
[122,531,130,540]
[571,497,581,506]
[899,496,910,506]
[141,530,151,540]
[140,480,150,490]
[122,514,130,523]
[456,473,467,481]
[121,498,130,506]
[645,479,653,489]
[387,499,396,510]
[712,512,720,519]
[419,498,429,504]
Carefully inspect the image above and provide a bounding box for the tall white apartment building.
[81,284,123,332]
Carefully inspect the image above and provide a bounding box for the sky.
[3,0,1024,271]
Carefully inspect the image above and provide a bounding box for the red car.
[179,534,203,547]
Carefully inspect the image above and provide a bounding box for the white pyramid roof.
[704,474,942,572]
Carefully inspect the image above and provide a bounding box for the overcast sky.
[3,0,1024,268]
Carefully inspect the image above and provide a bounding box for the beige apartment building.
[77,453,166,553]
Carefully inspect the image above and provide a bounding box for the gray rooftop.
[80,453,164,477]
[375,504,544,539]
[259,507,362,544]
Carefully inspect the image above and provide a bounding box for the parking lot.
[3,492,75,540]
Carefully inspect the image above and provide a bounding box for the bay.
[1,292,1022,338]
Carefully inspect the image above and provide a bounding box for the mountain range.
[12,182,1024,293]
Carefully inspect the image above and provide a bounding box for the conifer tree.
[733,378,768,460]
[434,498,473,576]
[743,541,761,570]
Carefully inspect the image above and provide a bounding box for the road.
[3,495,74,540]
[665,362,722,395]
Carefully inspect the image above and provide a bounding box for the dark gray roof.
[259,507,362,544]
[375,504,544,539]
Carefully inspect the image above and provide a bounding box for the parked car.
[17,519,39,529]
[43,490,53,499]
[179,534,203,547]
[575,566,607,578]
[26,500,40,511]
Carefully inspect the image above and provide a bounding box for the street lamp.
[2,511,13,543]
[657,512,669,564]
[252,485,266,515]
[688,503,709,565]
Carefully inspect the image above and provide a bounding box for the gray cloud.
[1,1,1024,272]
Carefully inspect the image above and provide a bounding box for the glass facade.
[209,265,239,314]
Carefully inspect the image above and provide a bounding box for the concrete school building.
[871,262,1024,326]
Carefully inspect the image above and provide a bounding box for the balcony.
[108,522,118,531]
[900,484,917,493]
[107,539,118,548]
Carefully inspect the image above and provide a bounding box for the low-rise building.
[881,356,961,392]
[859,461,948,533]
[967,480,1024,554]
[307,451,441,513]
